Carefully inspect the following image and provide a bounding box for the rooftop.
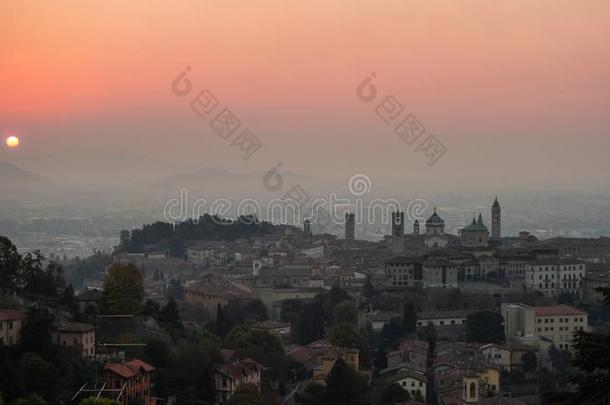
[534,305,587,317]
[0,309,25,322]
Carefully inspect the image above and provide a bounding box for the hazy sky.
[1,0,609,190]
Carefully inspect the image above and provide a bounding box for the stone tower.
[303,218,312,240]
[413,219,420,235]
[392,211,405,254]
[345,213,355,242]
[462,375,479,404]
[491,197,501,239]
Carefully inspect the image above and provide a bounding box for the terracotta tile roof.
[126,359,155,372]
[55,320,95,333]
[287,346,317,364]
[104,359,155,379]
[0,309,25,322]
[104,363,136,379]
[534,305,587,317]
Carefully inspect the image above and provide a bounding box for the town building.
[501,303,588,351]
[184,275,253,317]
[103,359,155,405]
[460,214,489,248]
[53,320,96,358]
[524,259,586,298]
[0,309,25,346]
[214,359,263,404]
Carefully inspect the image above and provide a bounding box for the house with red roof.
[103,359,155,405]
[214,359,263,404]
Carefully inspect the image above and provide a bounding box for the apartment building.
[501,303,588,351]
[525,259,585,298]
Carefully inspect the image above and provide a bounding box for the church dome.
[426,209,444,225]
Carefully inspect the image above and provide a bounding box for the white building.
[501,303,588,351]
[525,259,586,298]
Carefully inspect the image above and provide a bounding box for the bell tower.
[392,211,405,254]
[491,197,501,240]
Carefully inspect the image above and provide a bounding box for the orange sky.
[1,0,609,187]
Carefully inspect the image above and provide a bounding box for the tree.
[226,384,264,405]
[9,394,47,405]
[160,298,181,324]
[333,300,357,325]
[0,236,23,293]
[466,311,505,343]
[79,398,120,405]
[294,302,325,345]
[280,299,303,324]
[402,302,417,334]
[376,382,411,404]
[142,299,161,317]
[557,292,576,306]
[295,382,326,405]
[329,323,360,348]
[568,289,610,404]
[521,352,538,373]
[325,359,369,405]
[242,299,268,322]
[19,306,55,360]
[216,303,226,338]
[101,263,144,314]
[319,287,352,322]
[381,318,404,347]
[15,353,58,403]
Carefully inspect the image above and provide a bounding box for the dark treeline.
[122,215,273,254]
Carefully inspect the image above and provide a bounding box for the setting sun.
[5,135,20,148]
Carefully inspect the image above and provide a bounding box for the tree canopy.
[466,311,505,343]
[101,263,144,314]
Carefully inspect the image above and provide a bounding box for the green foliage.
[79,397,121,405]
[329,323,360,348]
[557,292,576,306]
[9,394,47,405]
[325,359,369,405]
[19,306,55,360]
[280,299,303,324]
[318,287,352,321]
[0,236,23,293]
[332,300,357,325]
[64,250,111,289]
[0,236,64,296]
[171,344,218,404]
[466,311,505,343]
[159,298,184,337]
[296,360,369,405]
[375,382,411,404]
[295,383,326,405]
[125,216,272,252]
[226,384,264,405]
[224,325,283,364]
[101,263,144,315]
[402,302,417,334]
[15,353,58,403]
[521,351,538,373]
[382,318,404,347]
[293,302,325,345]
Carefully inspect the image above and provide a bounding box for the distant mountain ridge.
[0,161,50,184]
